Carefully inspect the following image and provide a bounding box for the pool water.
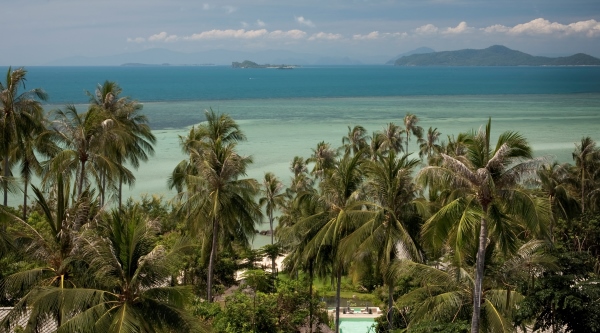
[339,318,376,333]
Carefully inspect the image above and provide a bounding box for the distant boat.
[276,66,295,69]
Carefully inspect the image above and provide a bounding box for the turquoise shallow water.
[3,67,600,219]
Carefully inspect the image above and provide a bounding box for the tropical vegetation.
[1,66,600,333]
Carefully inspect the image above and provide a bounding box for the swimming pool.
[339,318,376,333]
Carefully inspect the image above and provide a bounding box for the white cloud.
[241,21,249,28]
[482,24,510,33]
[415,24,439,35]
[443,21,472,34]
[148,32,178,42]
[353,31,380,40]
[184,29,268,40]
[309,32,343,41]
[268,30,307,39]
[295,16,315,28]
[483,18,600,37]
[257,19,266,27]
[202,3,212,10]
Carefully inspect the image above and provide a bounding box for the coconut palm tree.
[308,141,337,179]
[177,110,260,302]
[417,119,550,332]
[390,259,524,333]
[536,162,579,239]
[572,137,600,215]
[44,105,124,199]
[0,175,97,331]
[259,172,286,273]
[292,152,373,333]
[418,127,442,162]
[0,67,48,206]
[343,151,424,331]
[50,205,205,333]
[342,125,369,156]
[15,127,59,220]
[403,113,423,156]
[379,122,404,156]
[88,81,155,210]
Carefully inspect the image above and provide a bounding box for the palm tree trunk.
[335,267,342,333]
[309,260,314,333]
[207,217,219,302]
[471,207,489,333]
[388,283,394,332]
[3,155,8,206]
[270,213,276,274]
[23,178,28,220]
[78,160,86,198]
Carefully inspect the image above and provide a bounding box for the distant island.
[394,45,600,66]
[232,60,299,69]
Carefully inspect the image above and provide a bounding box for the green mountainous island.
[394,45,600,66]
[232,60,298,69]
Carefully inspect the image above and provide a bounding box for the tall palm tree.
[53,205,205,332]
[0,67,48,206]
[536,162,579,239]
[342,125,368,156]
[177,110,260,302]
[343,151,424,331]
[418,127,442,162]
[308,141,337,179]
[15,127,59,220]
[572,137,600,215]
[88,81,155,210]
[379,122,404,156]
[44,105,123,199]
[417,119,550,332]
[293,153,372,333]
[259,172,286,273]
[403,113,423,156]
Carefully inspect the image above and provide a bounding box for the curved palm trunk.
[309,260,314,333]
[78,160,86,198]
[207,217,219,302]
[335,267,342,333]
[3,155,8,206]
[388,283,394,332]
[23,178,28,220]
[471,205,489,333]
[269,211,276,274]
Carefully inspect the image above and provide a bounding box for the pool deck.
[329,308,382,319]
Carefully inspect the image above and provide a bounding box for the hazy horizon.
[3,0,600,66]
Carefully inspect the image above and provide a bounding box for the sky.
[3,0,600,65]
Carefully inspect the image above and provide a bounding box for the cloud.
[148,32,178,42]
[257,19,266,27]
[483,18,600,37]
[415,24,439,35]
[185,29,268,40]
[309,32,343,41]
[353,31,380,40]
[295,16,315,28]
[202,3,212,10]
[268,30,307,39]
[443,21,472,34]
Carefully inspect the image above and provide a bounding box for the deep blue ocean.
[8,65,600,104]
